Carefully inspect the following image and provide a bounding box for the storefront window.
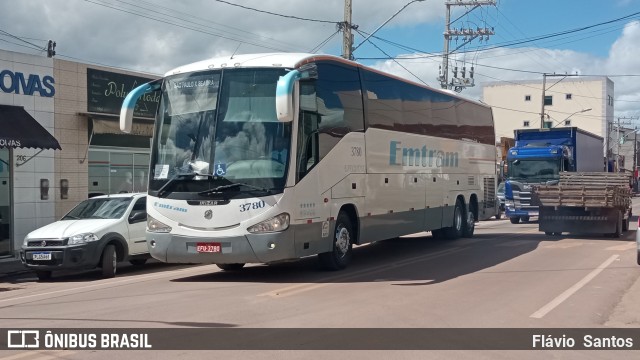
[89,149,150,196]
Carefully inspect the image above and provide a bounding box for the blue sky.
[1,0,639,115]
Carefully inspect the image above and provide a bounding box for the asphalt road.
[1,200,639,359]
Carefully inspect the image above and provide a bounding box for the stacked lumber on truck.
[532,172,631,208]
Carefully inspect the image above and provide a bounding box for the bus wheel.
[216,263,245,271]
[462,208,475,238]
[445,199,464,240]
[319,212,353,270]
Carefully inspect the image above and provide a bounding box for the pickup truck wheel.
[36,270,52,281]
[101,244,117,278]
[521,216,530,223]
[509,217,520,224]
[216,263,245,271]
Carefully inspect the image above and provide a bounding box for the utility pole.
[46,40,56,58]
[613,116,636,172]
[439,0,496,91]
[540,73,547,129]
[341,0,353,60]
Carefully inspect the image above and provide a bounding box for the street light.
[551,108,592,128]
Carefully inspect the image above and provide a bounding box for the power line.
[213,0,337,24]
[354,28,430,87]
[309,29,341,53]
[352,0,426,53]
[0,30,46,51]
[83,0,292,52]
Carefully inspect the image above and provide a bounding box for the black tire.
[444,199,464,240]
[495,209,502,220]
[637,251,640,266]
[36,270,52,281]
[216,263,245,271]
[521,216,530,223]
[509,217,520,224]
[129,258,148,266]
[622,213,630,232]
[462,206,475,238]
[319,212,354,270]
[101,244,117,278]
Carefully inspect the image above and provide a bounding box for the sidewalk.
[0,256,30,279]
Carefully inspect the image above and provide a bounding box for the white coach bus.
[120,53,498,271]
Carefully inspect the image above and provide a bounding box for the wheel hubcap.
[335,225,350,257]
[455,208,462,231]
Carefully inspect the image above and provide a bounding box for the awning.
[91,118,154,137]
[0,105,61,150]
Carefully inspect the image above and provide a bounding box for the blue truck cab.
[504,127,604,224]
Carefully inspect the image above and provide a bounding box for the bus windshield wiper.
[198,182,272,196]
[157,171,214,198]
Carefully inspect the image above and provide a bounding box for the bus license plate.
[32,252,52,261]
[196,243,221,253]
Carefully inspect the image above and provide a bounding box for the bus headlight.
[247,213,290,234]
[148,214,172,233]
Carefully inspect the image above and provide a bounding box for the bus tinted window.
[296,62,364,181]
[362,69,494,145]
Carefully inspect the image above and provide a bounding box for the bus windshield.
[150,68,291,196]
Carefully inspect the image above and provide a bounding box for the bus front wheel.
[319,212,353,271]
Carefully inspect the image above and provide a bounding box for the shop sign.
[87,68,160,118]
[0,70,55,97]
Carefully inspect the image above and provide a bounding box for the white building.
[482,77,614,155]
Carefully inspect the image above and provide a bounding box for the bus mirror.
[119,79,162,133]
[276,70,301,123]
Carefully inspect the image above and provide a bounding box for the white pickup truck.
[20,193,149,280]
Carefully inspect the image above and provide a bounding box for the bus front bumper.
[147,230,297,265]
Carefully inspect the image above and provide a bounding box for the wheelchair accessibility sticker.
[215,163,227,176]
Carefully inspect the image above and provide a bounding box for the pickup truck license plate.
[196,243,221,253]
[32,252,52,261]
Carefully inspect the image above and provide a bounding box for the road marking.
[530,254,619,319]
[606,242,636,251]
[0,265,214,306]
[0,351,75,360]
[258,247,467,298]
[542,242,584,249]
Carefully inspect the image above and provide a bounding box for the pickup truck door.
[127,197,148,255]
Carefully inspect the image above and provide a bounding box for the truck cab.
[505,145,569,223]
[504,127,604,224]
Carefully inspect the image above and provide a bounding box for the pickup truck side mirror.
[128,210,147,224]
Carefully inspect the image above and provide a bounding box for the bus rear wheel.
[319,212,353,271]
[216,263,245,271]
[444,199,464,240]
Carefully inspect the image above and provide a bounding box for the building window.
[565,120,571,126]
[543,121,553,129]
[566,93,572,100]
[525,95,531,101]
[544,95,553,106]
[523,120,530,127]
[607,95,614,106]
